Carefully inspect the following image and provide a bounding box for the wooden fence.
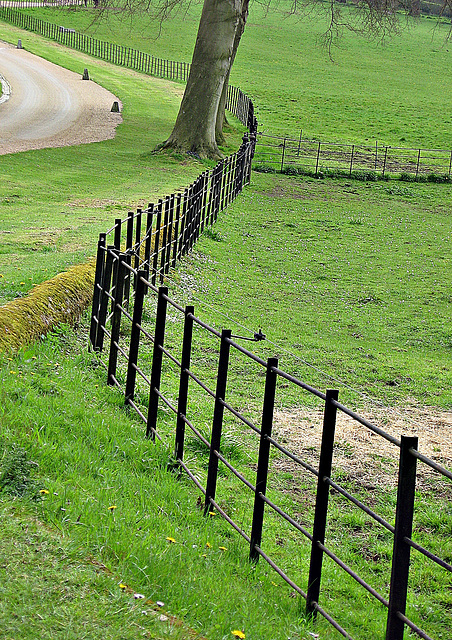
[255,133,452,179]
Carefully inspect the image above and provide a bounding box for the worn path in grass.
[0,39,122,154]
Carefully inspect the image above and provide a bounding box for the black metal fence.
[3,4,451,636]
[255,132,452,179]
[89,241,451,640]
[0,4,190,80]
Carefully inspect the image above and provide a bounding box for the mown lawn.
[0,4,451,640]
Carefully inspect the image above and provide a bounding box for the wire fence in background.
[255,133,452,180]
[1,4,449,182]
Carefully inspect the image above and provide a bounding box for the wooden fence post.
[415,149,421,180]
[315,141,321,176]
[349,144,355,177]
[280,138,287,172]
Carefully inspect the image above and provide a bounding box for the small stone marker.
[82,68,89,80]
[111,101,120,113]
[17,39,22,49]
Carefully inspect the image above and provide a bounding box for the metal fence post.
[146,286,168,440]
[174,305,195,463]
[249,357,278,563]
[385,435,418,640]
[159,196,170,283]
[172,193,182,268]
[89,232,106,350]
[123,211,134,308]
[114,217,122,251]
[134,208,142,286]
[107,253,127,386]
[306,389,339,618]
[124,270,147,406]
[95,246,115,352]
[204,329,232,515]
[152,200,163,285]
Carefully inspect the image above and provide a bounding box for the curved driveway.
[0,41,122,154]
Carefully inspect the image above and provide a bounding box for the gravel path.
[0,40,122,154]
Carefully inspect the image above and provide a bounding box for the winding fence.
[1,4,451,638]
[1,4,451,180]
[89,235,452,640]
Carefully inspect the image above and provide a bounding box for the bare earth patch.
[273,404,452,489]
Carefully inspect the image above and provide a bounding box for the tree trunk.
[163,0,242,159]
[215,0,249,145]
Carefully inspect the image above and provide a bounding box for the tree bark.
[163,0,243,159]
[215,0,249,145]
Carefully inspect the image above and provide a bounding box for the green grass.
[0,322,450,640]
[0,5,451,639]
[0,22,242,305]
[0,498,198,640]
[22,2,452,148]
[158,172,452,410]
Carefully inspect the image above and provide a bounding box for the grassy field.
[0,22,241,305]
[1,325,450,640]
[0,3,451,640]
[23,2,452,148]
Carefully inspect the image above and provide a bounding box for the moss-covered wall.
[0,261,95,352]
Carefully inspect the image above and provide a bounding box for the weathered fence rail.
[255,132,452,180]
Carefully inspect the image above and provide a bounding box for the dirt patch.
[272,404,452,490]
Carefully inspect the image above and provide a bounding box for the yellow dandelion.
[205,541,212,548]
[0,274,3,278]
[39,489,50,495]
[201,553,207,558]
[219,546,227,551]
[108,505,117,511]
[166,536,176,543]
[20,282,25,285]
[232,631,245,639]
[119,583,127,590]
[208,511,215,516]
